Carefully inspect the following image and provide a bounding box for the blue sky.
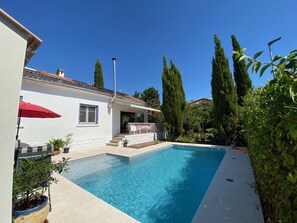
[2,1,297,101]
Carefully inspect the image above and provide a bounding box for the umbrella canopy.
[16,101,61,140]
[18,101,61,118]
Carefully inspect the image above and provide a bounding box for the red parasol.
[16,101,61,140]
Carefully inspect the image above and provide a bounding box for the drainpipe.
[109,58,117,108]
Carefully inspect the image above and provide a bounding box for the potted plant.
[48,138,64,155]
[123,138,129,147]
[12,156,68,222]
[63,133,73,153]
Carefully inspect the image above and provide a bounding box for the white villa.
[19,67,165,150]
[0,8,164,222]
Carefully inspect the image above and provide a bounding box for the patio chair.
[128,125,137,134]
[14,140,53,211]
[140,125,150,133]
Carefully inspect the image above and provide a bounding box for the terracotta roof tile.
[23,68,145,104]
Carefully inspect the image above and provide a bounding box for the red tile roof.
[23,67,145,104]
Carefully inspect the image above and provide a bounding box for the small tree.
[132,91,141,99]
[141,87,163,123]
[94,59,104,88]
[184,105,202,133]
[211,34,238,145]
[13,157,68,210]
[184,100,213,135]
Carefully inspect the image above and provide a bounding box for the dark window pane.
[88,107,96,123]
[79,106,87,123]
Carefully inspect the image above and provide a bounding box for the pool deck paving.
[48,142,264,223]
[192,148,265,223]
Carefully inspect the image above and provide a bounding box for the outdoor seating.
[140,125,150,133]
[126,123,163,135]
[129,125,137,134]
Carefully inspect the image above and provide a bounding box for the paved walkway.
[192,149,264,223]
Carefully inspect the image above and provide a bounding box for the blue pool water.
[62,145,225,222]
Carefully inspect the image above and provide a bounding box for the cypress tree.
[94,59,104,88]
[162,56,174,137]
[170,59,186,137]
[231,35,252,106]
[211,34,238,145]
[162,56,186,140]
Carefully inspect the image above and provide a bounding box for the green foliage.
[141,87,163,123]
[241,49,297,222]
[176,135,196,143]
[176,131,212,144]
[132,87,163,123]
[94,59,104,88]
[141,87,160,104]
[184,105,202,133]
[64,133,73,147]
[211,34,238,145]
[162,55,186,140]
[13,157,68,210]
[133,91,141,99]
[184,101,213,134]
[231,35,252,106]
[48,138,64,151]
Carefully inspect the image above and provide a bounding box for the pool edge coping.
[49,142,264,223]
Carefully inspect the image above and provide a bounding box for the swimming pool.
[62,145,226,222]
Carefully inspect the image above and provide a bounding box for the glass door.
[120,112,135,133]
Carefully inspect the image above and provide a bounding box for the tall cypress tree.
[162,56,186,140]
[231,35,252,106]
[211,34,238,145]
[170,59,186,137]
[94,59,104,88]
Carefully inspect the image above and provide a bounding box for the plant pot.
[52,150,60,156]
[13,196,49,223]
[63,147,70,153]
[123,143,128,147]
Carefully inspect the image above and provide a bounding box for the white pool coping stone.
[192,147,265,223]
[48,142,264,223]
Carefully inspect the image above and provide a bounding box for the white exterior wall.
[124,132,166,146]
[125,133,155,145]
[0,17,28,223]
[112,103,121,137]
[20,80,113,151]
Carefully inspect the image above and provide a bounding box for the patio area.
[48,143,264,223]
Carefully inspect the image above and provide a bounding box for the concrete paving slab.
[192,149,264,223]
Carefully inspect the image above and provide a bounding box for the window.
[79,104,98,124]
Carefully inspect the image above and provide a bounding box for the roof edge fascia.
[0,9,42,64]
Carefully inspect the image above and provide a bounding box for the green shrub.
[48,138,64,151]
[175,135,195,143]
[13,157,68,210]
[240,49,297,222]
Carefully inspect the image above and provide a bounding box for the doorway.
[120,112,135,133]
[120,112,144,133]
